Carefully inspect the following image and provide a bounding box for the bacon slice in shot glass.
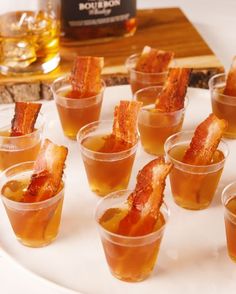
[155,68,191,112]
[116,157,172,236]
[136,46,174,73]
[183,113,227,165]
[69,56,104,97]
[11,102,42,136]
[23,139,68,202]
[224,56,236,96]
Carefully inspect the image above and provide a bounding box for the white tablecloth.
[1,1,236,293]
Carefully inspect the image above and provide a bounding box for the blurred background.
[1,0,235,67]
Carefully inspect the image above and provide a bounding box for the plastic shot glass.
[52,75,105,140]
[136,86,186,155]
[0,161,65,247]
[95,189,169,282]
[165,131,229,210]
[125,53,168,95]
[0,106,44,172]
[77,120,138,196]
[209,73,236,139]
[222,181,236,262]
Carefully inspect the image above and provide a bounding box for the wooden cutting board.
[0,7,224,103]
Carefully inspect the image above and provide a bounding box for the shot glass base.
[91,183,129,197]
[63,132,77,141]
[223,132,236,139]
[16,236,57,248]
[173,196,211,210]
[142,146,164,156]
[110,270,151,283]
[228,252,236,263]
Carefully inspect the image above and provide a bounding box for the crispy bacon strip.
[183,113,227,165]
[135,46,174,73]
[23,139,68,203]
[11,102,42,136]
[224,56,236,96]
[117,157,172,236]
[155,68,191,112]
[70,56,104,97]
[112,100,142,144]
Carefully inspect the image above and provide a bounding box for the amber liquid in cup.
[0,130,41,172]
[168,144,225,210]
[96,191,168,282]
[56,93,103,140]
[138,107,184,155]
[81,134,137,196]
[222,182,236,262]
[224,196,236,262]
[52,77,104,140]
[0,163,64,247]
[0,10,60,75]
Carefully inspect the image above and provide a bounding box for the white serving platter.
[0,85,236,294]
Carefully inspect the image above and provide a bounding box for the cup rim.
[125,53,169,76]
[94,189,170,241]
[0,106,44,140]
[139,100,188,116]
[134,84,163,97]
[221,181,236,205]
[77,119,139,157]
[0,161,65,209]
[221,181,236,219]
[51,74,106,103]
[164,130,229,169]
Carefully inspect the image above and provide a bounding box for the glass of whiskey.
[0,161,65,247]
[209,73,236,139]
[0,106,44,172]
[136,86,186,155]
[52,75,105,140]
[222,181,236,262]
[0,1,60,75]
[77,120,139,196]
[95,189,169,282]
[165,131,229,210]
[126,53,169,95]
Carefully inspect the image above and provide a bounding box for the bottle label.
[61,0,136,27]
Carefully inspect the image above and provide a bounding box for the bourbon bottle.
[61,0,137,43]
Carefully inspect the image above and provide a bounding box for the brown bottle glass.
[61,0,137,43]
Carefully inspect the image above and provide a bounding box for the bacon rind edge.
[183,113,227,165]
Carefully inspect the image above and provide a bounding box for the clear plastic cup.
[52,75,105,140]
[165,131,229,210]
[95,189,169,282]
[0,161,65,247]
[209,73,236,138]
[77,120,138,196]
[0,106,44,172]
[125,53,168,94]
[136,86,186,155]
[222,181,236,262]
